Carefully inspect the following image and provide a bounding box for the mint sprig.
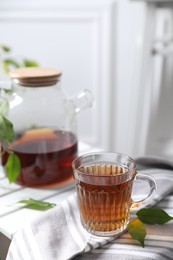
[0,113,21,183]
[128,208,173,247]
[0,43,39,73]
[0,43,39,183]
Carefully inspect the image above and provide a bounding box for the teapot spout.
[69,89,94,114]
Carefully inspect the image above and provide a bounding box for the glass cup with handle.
[72,152,156,237]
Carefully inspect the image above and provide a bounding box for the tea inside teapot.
[2,127,77,187]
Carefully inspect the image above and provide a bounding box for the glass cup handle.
[130,173,157,210]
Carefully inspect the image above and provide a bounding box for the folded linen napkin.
[6,156,173,260]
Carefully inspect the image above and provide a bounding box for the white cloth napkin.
[6,156,173,260]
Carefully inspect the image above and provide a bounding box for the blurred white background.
[0,0,173,158]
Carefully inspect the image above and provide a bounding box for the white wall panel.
[0,0,117,150]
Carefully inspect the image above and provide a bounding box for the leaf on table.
[137,208,173,225]
[5,153,21,183]
[128,218,146,247]
[0,114,14,143]
[19,198,56,211]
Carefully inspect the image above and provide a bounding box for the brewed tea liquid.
[3,128,77,187]
[76,164,134,235]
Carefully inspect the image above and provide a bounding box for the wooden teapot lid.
[9,68,62,87]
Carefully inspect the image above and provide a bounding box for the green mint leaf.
[0,44,11,52]
[19,198,56,211]
[137,208,173,225]
[5,153,21,183]
[0,114,14,143]
[22,59,39,67]
[0,97,9,116]
[2,58,20,73]
[128,218,146,247]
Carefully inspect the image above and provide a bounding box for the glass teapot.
[0,67,93,187]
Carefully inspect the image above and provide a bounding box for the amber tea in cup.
[72,152,156,236]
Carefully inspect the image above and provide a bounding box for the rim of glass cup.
[72,152,136,177]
